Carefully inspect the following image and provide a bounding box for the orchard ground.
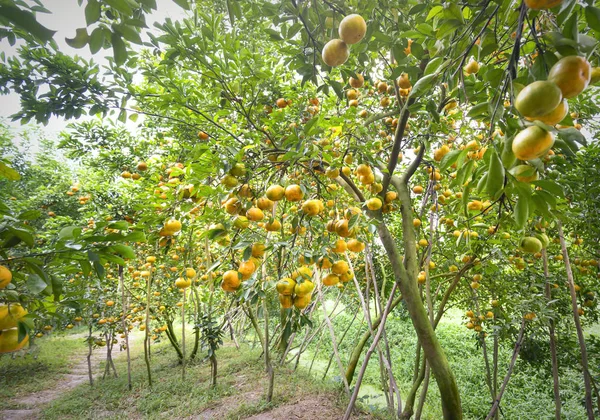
[1,307,597,419]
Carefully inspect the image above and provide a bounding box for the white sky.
[0,1,187,140]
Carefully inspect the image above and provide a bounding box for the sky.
[0,1,187,141]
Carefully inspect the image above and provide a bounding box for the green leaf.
[26,273,48,295]
[558,127,587,146]
[440,149,462,171]
[303,115,320,136]
[585,6,600,32]
[8,226,34,247]
[108,221,129,230]
[409,74,437,99]
[111,32,127,65]
[58,226,82,240]
[0,5,56,43]
[467,102,489,119]
[485,148,505,199]
[18,210,41,220]
[226,0,241,25]
[85,0,101,25]
[514,192,529,229]
[426,5,443,21]
[114,24,142,44]
[532,180,565,198]
[562,11,578,42]
[110,244,136,259]
[0,162,21,180]
[104,0,134,16]
[172,0,190,10]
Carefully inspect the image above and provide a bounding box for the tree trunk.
[486,320,526,420]
[119,266,132,390]
[144,266,153,387]
[343,283,398,420]
[182,288,186,380]
[345,294,403,384]
[317,278,350,395]
[87,324,94,387]
[165,319,184,362]
[557,221,594,419]
[542,248,561,420]
[415,364,430,420]
[378,220,462,420]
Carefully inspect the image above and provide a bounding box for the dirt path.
[0,335,129,420]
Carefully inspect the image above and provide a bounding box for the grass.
[40,327,384,419]
[0,330,86,409]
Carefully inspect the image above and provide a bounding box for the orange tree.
[2,0,600,418]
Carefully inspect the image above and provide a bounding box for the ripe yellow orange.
[413,185,424,194]
[0,266,12,289]
[251,243,266,258]
[349,74,364,88]
[266,185,285,201]
[265,219,281,232]
[285,184,304,202]
[276,98,287,108]
[164,219,182,233]
[222,270,241,292]
[276,278,296,295]
[433,144,451,162]
[347,239,365,253]
[509,165,538,182]
[0,304,27,330]
[332,260,350,275]
[185,268,196,279]
[339,14,367,45]
[257,197,274,211]
[238,260,256,279]
[366,197,382,211]
[512,126,554,161]
[294,280,315,297]
[332,239,347,253]
[293,294,311,309]
[464,59,480,75]
[322,39,349,67]
[175,277,191,289]
[246,207,264,221]
[0,328,29,354]
[524,0,563,9]
[548,55,591,98]
[301,199,324,216]
[322,273,340,286]
[339,270,354,283]
[397,73,411,89]
[346,89,358,100]
[467,200,483,211]
[279,294,293,308]
[137,162,148,171]
[198,131,209,140]
[526,99,568,125]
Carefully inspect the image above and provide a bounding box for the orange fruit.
[515,81,562,117]
[338,14,367,45]
[548,55,591,98]
[512,126,554,161]
[322,39,349,67]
